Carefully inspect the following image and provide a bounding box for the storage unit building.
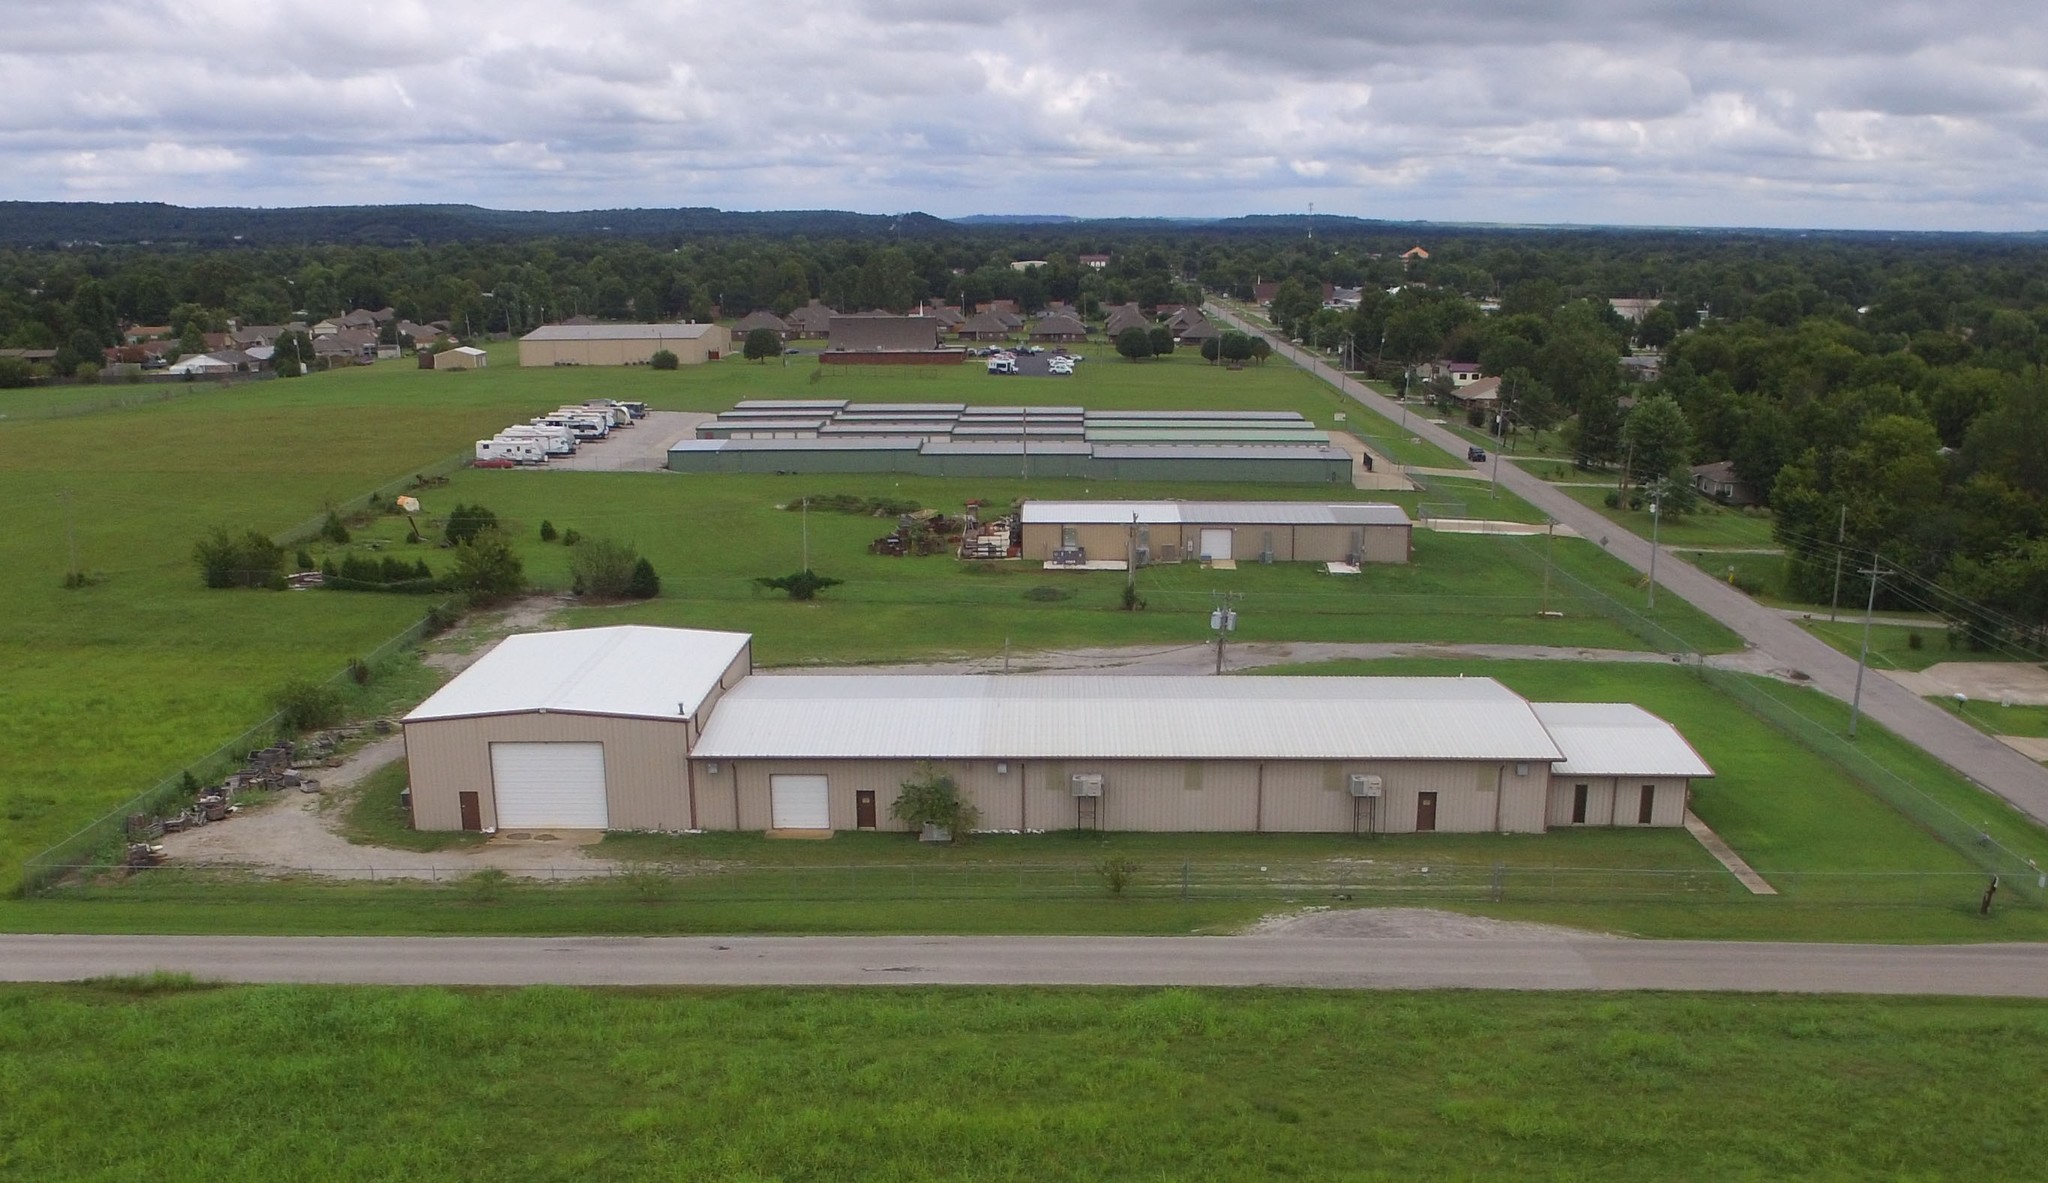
[402,627,1711,837]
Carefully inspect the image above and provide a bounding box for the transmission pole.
[1828,504,1847,622]
[1645,479,1665,611]
[1849,562,1892,738]
[1210,591,1241,675]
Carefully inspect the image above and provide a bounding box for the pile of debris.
[869,511,962,557]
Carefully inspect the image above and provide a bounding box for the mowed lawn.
[4,983,2047,1181]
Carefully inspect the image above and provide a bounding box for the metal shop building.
[402,626,1712,836]
[1017,500,1412,565]
[517,323,732,367]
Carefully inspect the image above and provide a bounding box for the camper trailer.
[499,424,577,455]
[476,436,546,465]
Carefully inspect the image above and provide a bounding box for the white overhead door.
[770,774,831,830]
[1199,528,1234,561]
[490,742,609,829]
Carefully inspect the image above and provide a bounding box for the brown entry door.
[458,791,483,832]
[1638,784,1656,825]
[855,790,878,830]
[1415,791,1438,832]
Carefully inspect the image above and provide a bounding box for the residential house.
[1177,318,1222,346]
[1690,461,1760,507]
[1028,313,1089,343]
[1078,253,1110,270]
[825,315,943,353]
[1401,246,1430,263]
[1103,303,1150,338]
[955,311,1015,341]
[1446,375,1502,410]
[1432,360,1484,387]
[1609,298,1663,323]
[1619,354,1663,382]
[785,300,839,337]
[733,310,797,341]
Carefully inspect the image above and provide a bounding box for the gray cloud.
[2,0,2047,228]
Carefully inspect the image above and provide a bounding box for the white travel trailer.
[581,400,633,426]
[499,424,577,455]
[476,436,546,464]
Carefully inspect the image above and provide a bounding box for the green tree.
[0,357,32,388]
[443,503,499,547]
[192,528,286,589]
[626,556,661,599]
[1114,326,1153,361]
[742,328,780,361]
[1219,330,1254,363]
[1621,394,1697,510]
[1249,337,1272,366]
[1147,326,1174,356]
[888,762,980,839]
[273,679,346,734]
[648,349,679,370]
[272,329,313,378]
[449,527,525,606]
[568,536,641,598]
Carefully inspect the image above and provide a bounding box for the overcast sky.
[7,0,2047,230]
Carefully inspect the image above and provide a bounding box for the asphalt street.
[6,933,2047,995]
[1210,304,2048,829]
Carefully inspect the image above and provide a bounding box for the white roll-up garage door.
[1199,528,1234,561]
[489,742,609,829]
[770,774,831,830]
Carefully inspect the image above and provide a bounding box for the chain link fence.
[17,605,453,896]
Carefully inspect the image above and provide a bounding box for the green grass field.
[1800,619,2022,672]
[4,982,2045,1181]
[1557,484,1780,550]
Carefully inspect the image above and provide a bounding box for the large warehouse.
[1017,500,1412,565]
[517,323,732,367]
[402,626,1711,836]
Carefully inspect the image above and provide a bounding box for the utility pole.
[1828,504,1847,622]
[1646,478,1665,610]
[800,497,809,572]
[1210,591,1241,675]
[1849,562,1891,738]
[1541,518,1556,615]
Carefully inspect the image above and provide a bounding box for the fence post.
[1181,860,1190,902]
[1491,862,1504,903]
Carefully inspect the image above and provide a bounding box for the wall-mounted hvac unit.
[1348,774,1383,798]
[1158,544,1179,563]
[1071,774,1104,798]
[1134,546,1150,567]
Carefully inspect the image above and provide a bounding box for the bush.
[888,762,980,839]
[618,865,673,903]
[449,527,525,607]
[321,512,350,544]
[1095,855,1140,895]
[539,519,558,543]
[443,503,499,547]
[649,349,679,370]
[626,557,661,599]
[1908,630,1926,650]
[462,867,512,904]
[273,678,345,734]
[756,570,843,600]
[423,603,460,634]
[347,657,371,685]
[569,536,640,598]
[193,528,286,589]
[561,528,582,547]
[295,549,314,571]
[743,328,781,361]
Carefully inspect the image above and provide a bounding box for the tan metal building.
[402,627,1709,836]
[1019,500,1412,565]
[517,323,731,367]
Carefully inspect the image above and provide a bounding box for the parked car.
[1467,446,1487,462]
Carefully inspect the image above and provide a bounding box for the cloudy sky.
[7,0,2047,230]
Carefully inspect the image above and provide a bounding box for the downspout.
[1609,778,1620,827]
[684,715,699,831]
[1255,762,1266,833]
[731,761,742,830]
[1019,761,1027,831]
[1493,764,1505,832]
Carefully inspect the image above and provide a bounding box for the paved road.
[7,933,2048,995]
[1211,304,2048,829]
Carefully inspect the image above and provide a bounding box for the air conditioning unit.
[1071,774,1104,798]
[1259,549,1275,565]
[1158,544,1179,563]
[1348,774,1383,799]
[1134,546,1150,567]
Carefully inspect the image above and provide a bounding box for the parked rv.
[476,437,546,465]
[499,424,577,455]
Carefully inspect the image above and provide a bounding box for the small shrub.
[273,678,345,734]
[423,603,460,634]
[462,867,512,904]
[626,556,661,599]
[193,527,286,589]
[321,512,351,544]
[756,570,843,600]
[1120,582,1146,611]
[347,657,371,686]
[539,519,558,542]
[443,503,499,547]
[179,770,201,797]
[649,349,679,370]
[1096,855,1141,895]
[889,762,980,839]
[618,865,673,903]
[1907,631,1925,651]
[295,549,314,571]
[561,528,582,547]
[569,536,641,598]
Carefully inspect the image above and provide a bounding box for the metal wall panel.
[405,713,690,832]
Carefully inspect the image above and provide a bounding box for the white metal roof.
[403,626,749,724]
[1529,703,1715,778]
[521,323,718,342]
[693,675,1561,762]
[1019,501,1411,528]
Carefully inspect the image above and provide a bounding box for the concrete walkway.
[1211,302,2048,830]
[1684,811,1777,895]
[7,933,2048,995]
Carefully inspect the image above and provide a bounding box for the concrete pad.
[1325,430,1417,491]
[1885,662,2048,705]
[1998,736,2048,763]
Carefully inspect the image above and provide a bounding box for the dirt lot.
[1885,661,2048,706]
[537,410,709,472]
